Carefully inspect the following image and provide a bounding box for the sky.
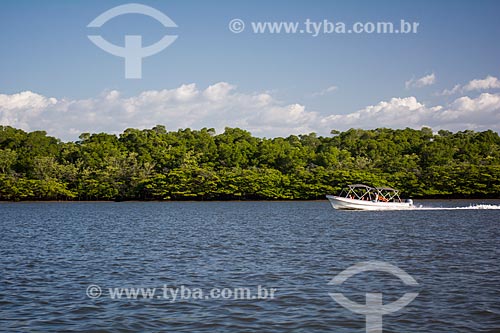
[1,0,500,140]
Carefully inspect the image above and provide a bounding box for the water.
[0,200,499,332]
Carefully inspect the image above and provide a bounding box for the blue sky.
[1,0,500,140]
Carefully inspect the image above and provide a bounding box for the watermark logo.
[228,18,245,33]
[329,261,419,333]
[87,3,178,79]
[86,284,102,299]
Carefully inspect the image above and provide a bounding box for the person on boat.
[378,195,388,202]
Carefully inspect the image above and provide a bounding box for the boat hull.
[326,195,413,211]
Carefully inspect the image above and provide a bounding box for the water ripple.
[0,201,499,332]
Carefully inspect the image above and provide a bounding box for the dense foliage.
[0,125,499,200]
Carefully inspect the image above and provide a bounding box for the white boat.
[326,184,414,210]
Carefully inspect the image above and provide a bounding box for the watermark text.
[87,284,277,302]
[229,18,419,36]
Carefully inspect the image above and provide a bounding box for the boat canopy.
[339,184,403,203]
[375,187,398,192]
[348,184,373,189]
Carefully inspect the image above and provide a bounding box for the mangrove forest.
[0,126,499,200]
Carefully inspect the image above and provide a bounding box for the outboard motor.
[405,199,414,205]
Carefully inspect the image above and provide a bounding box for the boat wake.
[414,204,500,210]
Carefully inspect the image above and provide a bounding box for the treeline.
[0,125,499,200]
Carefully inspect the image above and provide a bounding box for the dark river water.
[1,200,499,332]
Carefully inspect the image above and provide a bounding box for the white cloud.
[312,85,338,97]
[438,84,462,96]
[1,82,499,141]
[405,73,436,89]
[321,96,440,129]
[321,93,500,132]
[0,91,58,130]
[438,75,500,95]
[0,91,57,110]
[432,93,500,130]
[463,75,500,91]
[0,83,318,140]
[203,82,235,101]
